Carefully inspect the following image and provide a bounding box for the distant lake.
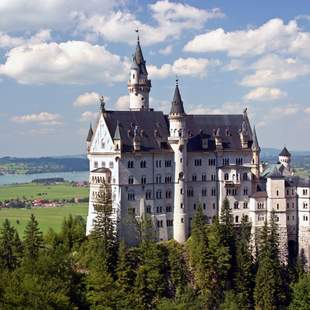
[0,171,89,185]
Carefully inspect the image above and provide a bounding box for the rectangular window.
[202,188,207,197]
[208,158,216,166]
[146,191,152,200]
[94,161,98,168]
[202,173,207,181]
[128,192,135,201]
[236,158,243,165]
[192,175,197,181]
[167,220,173,227]
[223,158,229,166]
[194,159,202,166]
[165,160,172,167]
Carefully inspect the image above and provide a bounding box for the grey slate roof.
[170,84,185,115]
[104,111,171,152]
[102,110,254,153]
[86,124,93,142]
[252,126,260,151]
[185,114,252,152]
[91,167,111,173]
[134,39,148,75]
[268,165,284,179]
[279,147,291,157]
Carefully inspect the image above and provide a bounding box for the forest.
[0,194,310,309]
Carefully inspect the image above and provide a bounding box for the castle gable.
[90,114,114,153]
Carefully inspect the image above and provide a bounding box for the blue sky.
[0,0,310,156]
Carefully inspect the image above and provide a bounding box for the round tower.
[128,32,151,111]
[168,80,188,243]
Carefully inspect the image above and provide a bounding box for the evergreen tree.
[166,240,189,297]
[115,240,137,308]
[187,206,209,293]
[234,215,254,309]
[23,213,44,266]
[0,219,21,271]
[206,217,231,308]
[61,214,86,252]
[289,274,310,310]
[88,183,118,274]
[220,197,236,290]
[254,211,286,310]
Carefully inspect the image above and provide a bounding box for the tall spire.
[134,29,147,75]
[252,126,260,152]
[128,30,151,111]
[170,79,185,115]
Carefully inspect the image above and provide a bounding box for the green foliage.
[188,207,231,308]
[0,219,22,271]
[289,274,310,310]
[234,215,254,309]
[219,291,240,310]
[254,212,287,310]
[220,198,237,290]
[23,214,44,267]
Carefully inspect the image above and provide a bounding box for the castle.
[86,36,310,266]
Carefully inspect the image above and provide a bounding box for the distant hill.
[0,155,88,175]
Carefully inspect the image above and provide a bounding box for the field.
[0,203,88,235]
[0,183,89,201]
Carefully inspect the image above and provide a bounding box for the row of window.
[224,172,248,181]
[127,160,172,169]
[94,161,114,169]
[127,157,246,169]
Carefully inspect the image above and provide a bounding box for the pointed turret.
[86,123,93,142]
[134,35,148,75]
[252,126,260,152]
[113,121,121,151]
[128,30,151,111]
[278,146,291,169]
[170,80,185,115]
[251,126,261,179]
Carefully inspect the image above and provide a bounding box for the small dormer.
[133,126,142,151]
[214,128,223,150]
[113,121,122,152]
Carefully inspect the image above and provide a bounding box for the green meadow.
[0,182,89,201]
[0,203,88,235]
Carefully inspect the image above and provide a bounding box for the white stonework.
[86,38,310,267]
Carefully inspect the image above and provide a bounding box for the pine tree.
[220,197,236,290]
[187,206,209,293]
[23,214,44,266]
[115,240,137,308]
[254,211,286,310]
[206,217,231,308]
[166,240,189,297]
[234,215,254,309]
[289,274,310,310]
[0,219,21,271]
[89,183,118,274]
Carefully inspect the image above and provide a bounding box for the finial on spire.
[100,95,105,112]
[135,28,139,42]
[176,75,179,86]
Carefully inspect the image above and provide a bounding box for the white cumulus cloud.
[115,95,130,110]
[80,111,98,122]
[148,57,219,79]
[240,54,310,87]
[79,1,224,46]
[11,112,62,125]
[184,18,304,57]
[0,41,129,85]
[243,87,287,101]
[73,92,101,107]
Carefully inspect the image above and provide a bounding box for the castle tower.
[251,126,261,179]
[128,32,151,111]
[278,147,291,169]
[168,80,188,243]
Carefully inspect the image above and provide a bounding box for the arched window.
[128,176,134,185]
[224,173,229,181]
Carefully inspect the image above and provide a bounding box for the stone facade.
[86,38,310,267]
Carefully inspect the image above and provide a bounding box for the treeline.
[0,156,88,174]
[0,199,310,309]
